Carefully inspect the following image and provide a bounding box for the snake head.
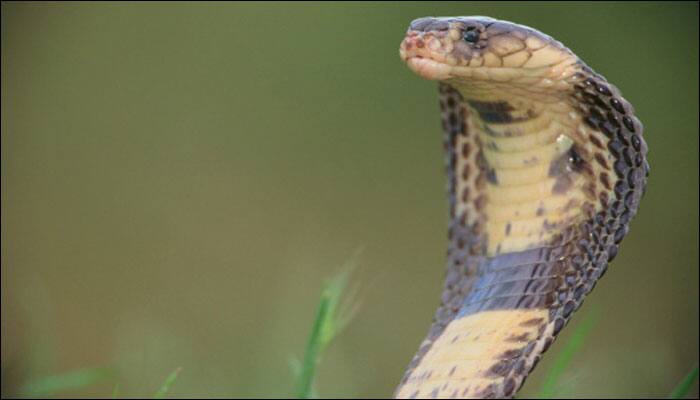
[399,17,576,83]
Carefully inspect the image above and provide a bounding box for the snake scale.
[395,17,649,399]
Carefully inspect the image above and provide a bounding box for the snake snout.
[399,32,454,81]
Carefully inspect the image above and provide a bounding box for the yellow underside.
[395,309,548,399]
[456,97,586,256]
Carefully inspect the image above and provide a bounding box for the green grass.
[15,366,181,399]
[8,255,697,399]
[153,367,182,399]
[537,310,598,399]
[19,367,112,398]
[293,250,362,399]
[111,383,120,399]
[668,366,699,399]
[535,311,698,399]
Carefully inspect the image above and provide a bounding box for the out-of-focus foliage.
[19,367,111,398]
[669,366,699,399]
[2,2,698,398]
[294,253,359,399]
[538,310,599,399]
[153,367,182,399]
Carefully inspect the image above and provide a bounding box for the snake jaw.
[404,57,453,81]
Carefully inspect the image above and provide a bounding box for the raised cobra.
[396,16,649,399]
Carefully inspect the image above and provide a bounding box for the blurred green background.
[2,2,698,398]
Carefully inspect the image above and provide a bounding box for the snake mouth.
[403,55,453,81]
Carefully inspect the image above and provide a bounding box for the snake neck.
[397,72,647,397]
[442,81,587,261]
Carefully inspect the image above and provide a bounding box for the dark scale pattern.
[544,69,649,316]
[398,83,489,385]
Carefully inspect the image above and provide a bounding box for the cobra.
[396,16,649,399]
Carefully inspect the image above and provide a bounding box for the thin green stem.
[668,366,699,399]
[296,294,330,399]
[538,311,597,398]
[154,367,182,399]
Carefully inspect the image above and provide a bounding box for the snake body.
[396,17,648,399]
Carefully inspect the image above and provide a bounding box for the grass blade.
[296,296,328,399]
[294,250,362,399]
[111,383,121,399]
[153,367,182,399]
[20,367,111,398]
[668,366,699,399]
[538,311,598,398]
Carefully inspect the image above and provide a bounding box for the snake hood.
[400,17,576,83]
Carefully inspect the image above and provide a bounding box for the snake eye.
[463,29,479,43]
